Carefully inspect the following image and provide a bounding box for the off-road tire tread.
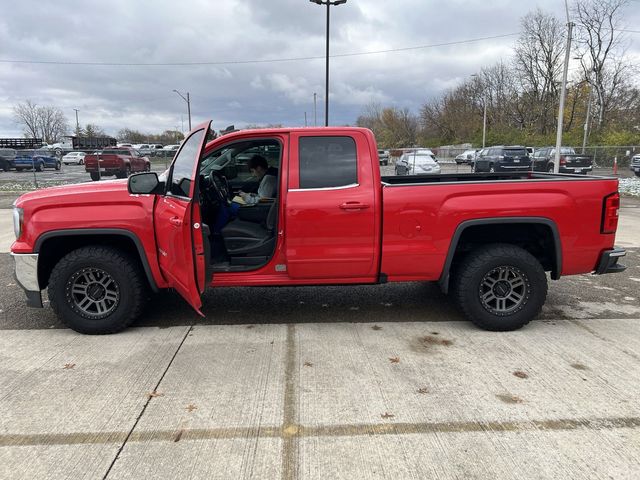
[453,243,547,331]
[48,246,146,334]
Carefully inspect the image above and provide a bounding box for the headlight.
[13,207,23,239]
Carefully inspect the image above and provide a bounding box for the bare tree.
[13,100,40,138]
[514,8,565,133]
[573,0,630,129]
[13,100,68,142]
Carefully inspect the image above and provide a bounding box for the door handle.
[339,202,370,210]
[169,216,183,226]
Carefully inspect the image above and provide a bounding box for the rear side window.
[504,148,527,156]
[299,136,357,189]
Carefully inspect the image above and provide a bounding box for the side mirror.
[128,172,161,194]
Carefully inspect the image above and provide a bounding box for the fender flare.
[438,217,562,294]
[34,228,159,292]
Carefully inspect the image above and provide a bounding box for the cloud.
[0,0,638,137]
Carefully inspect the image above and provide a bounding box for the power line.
[0,33,520,67]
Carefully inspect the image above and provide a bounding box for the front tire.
[453,244,547,331]
[55,161,61,170]
[48,246,146,334]
[35,162,43,172]
[90,172,100,181]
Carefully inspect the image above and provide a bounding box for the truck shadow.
[137,282,463,328]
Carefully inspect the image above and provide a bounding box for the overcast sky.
[1,0,639,138]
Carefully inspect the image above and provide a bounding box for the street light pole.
[310,0,347,127]
[173,90,192,131]
[582,78,593,154]
[313,92,317,126]
[554,0,573,174]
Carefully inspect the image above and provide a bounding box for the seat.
[221,199,278,257]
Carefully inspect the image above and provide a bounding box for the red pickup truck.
[84,147,150,181]
[11,122,626,334]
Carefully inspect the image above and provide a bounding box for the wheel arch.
[34,229,159,293]
[439,217,562,294]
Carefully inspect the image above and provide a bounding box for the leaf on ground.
[303,361,313,367]
[371,325,383,331]
[246,325,255,329]
[513,371,529,379]
[147,391,164,398]
[186,404,198,412]
[389,357,400,364]
[63,363,75,369]
[381,412,395,419]
[417,387,429,394]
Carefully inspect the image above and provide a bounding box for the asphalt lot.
[0,168,639,479]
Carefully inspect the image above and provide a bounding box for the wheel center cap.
[493,281,511,298]
[87,284,105,301]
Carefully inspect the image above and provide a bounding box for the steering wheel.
[206,170,231,206]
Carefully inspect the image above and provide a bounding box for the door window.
[169,129,205,198]
[299,136,357,189]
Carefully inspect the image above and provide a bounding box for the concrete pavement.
[1,320,639,479]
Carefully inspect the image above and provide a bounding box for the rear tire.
[35,162,43,172]
[90,172,100,181]
[55,161,61,170]
[547,164,554,173]
[48,246,146,334]
[453,244,547,331]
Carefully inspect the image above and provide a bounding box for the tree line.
[358,0,639,148]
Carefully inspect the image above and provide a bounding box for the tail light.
[601,192,620,234]
[559,156,567,166]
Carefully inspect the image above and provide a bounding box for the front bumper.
[594,248,627,275]
[10,253,43,307]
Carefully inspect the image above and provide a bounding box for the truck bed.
[381,171,611,185]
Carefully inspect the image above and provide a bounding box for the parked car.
[377,149,390,166]
[472,146,531,173]
[84,147,150,181]
[62,151,86,165]
[0,148,17,171]
[455,149,477,165]
[13,149,61,171]
[631,154,640,177]
[162,144,180,151]
[531,147,593,174]
[395,150,441,175]
[10,123,626,335]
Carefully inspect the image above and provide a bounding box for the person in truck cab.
[213,154,278,233]
[238,155,278,204]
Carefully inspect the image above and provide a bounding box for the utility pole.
[582,79,593,154]
[304,112,308,127]
[554,0,573,174]
[482,99,487,149]
[173,90,192,131]
[309,0,347,126]
[73,109,80,136]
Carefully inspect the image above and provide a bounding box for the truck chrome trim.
[11,253,40,292]
[289,183,359,192]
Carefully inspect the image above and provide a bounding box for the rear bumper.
[10,253,43,307]
[594,248,626,275]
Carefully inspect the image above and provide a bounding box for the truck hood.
[14,179,131,209]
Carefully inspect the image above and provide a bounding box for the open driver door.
[153,121,212,315]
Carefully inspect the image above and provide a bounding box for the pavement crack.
[101,325,194,480]
[281,324,299,480]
